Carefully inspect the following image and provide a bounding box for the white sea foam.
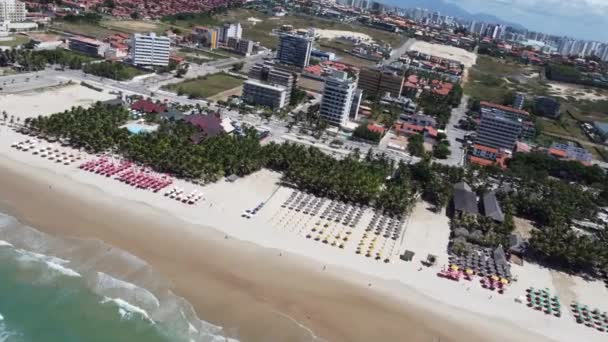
[16,250,81,278]
[0,241,13,248]
[0,319,18,342]
[0,313,3,321]
[0,211,239,342]
[102,297,155,324]
[43,260,82,277]
[188,322,199,334]
[95,272,160,308]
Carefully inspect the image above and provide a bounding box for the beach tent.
[225,174,239,182]
[400,250,415,262]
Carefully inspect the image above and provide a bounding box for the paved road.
[437,94,469,167]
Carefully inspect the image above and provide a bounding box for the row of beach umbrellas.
[571,302,608,332]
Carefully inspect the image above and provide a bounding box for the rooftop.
[453,182,478,215]
[185,113,224,142]
[482,191,504,223]
[70,36,105,46]
[480,101,530,116]
[131,99,167,113]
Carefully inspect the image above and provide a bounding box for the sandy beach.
[0,146,531,342]
[1,87,608,342]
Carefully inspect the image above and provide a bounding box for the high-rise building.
[276,32,313,68]
[475,111,522,150]
[357,67,404,99]
[480,101,530,122]
[193,26,219,49]
[242,80,288,110]
[476,102,536,149]
[130,32,171,67]
[350,89,363,121]
[219,22,242,43]
[320,71,357,127]
[0,0,26,22]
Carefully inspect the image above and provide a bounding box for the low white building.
[242,79,287,110]
[0,20,36,35]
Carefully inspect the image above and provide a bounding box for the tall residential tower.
[130,32,171,67]
[276,32,313,68]
[320,71,357,127]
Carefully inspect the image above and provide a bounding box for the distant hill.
[380,0,526,30]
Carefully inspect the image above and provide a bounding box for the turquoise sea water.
[0,213,237,342]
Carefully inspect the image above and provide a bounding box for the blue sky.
[445,0,608,41]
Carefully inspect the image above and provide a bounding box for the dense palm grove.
[24,103,608,275]
[495,155,608,274]
[0,49,95,72]
[26,103,426,215]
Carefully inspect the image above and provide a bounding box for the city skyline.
[382,0,608,42]
[447,0,608,42]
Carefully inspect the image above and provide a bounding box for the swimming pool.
[124,123,157,134]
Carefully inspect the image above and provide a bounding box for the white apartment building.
[320,71,356,127]
[0,0,26,22]
[130,32,171,67]
[219,22,242,43]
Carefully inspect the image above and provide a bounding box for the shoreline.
[0,83,603,342]
[0,147,552,342]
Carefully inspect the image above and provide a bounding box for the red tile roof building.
[106,0,244,19]
[131,99,167,113]
[402,74,454,97]
[469,144,510,169]
[393,123,438,139]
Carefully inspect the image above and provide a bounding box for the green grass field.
[465,56,548,103]
[0,35,30,47]
[162,8,405,48]
[163,73,244,99]
[50,21,120,39]
[100,20,171,34]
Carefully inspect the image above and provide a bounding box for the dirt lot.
[409,40,477,68]
[101,20,169,34]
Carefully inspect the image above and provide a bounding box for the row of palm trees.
[2,111,20,125]
[25,102,425,215]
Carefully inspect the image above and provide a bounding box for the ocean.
[0,212,237,342]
